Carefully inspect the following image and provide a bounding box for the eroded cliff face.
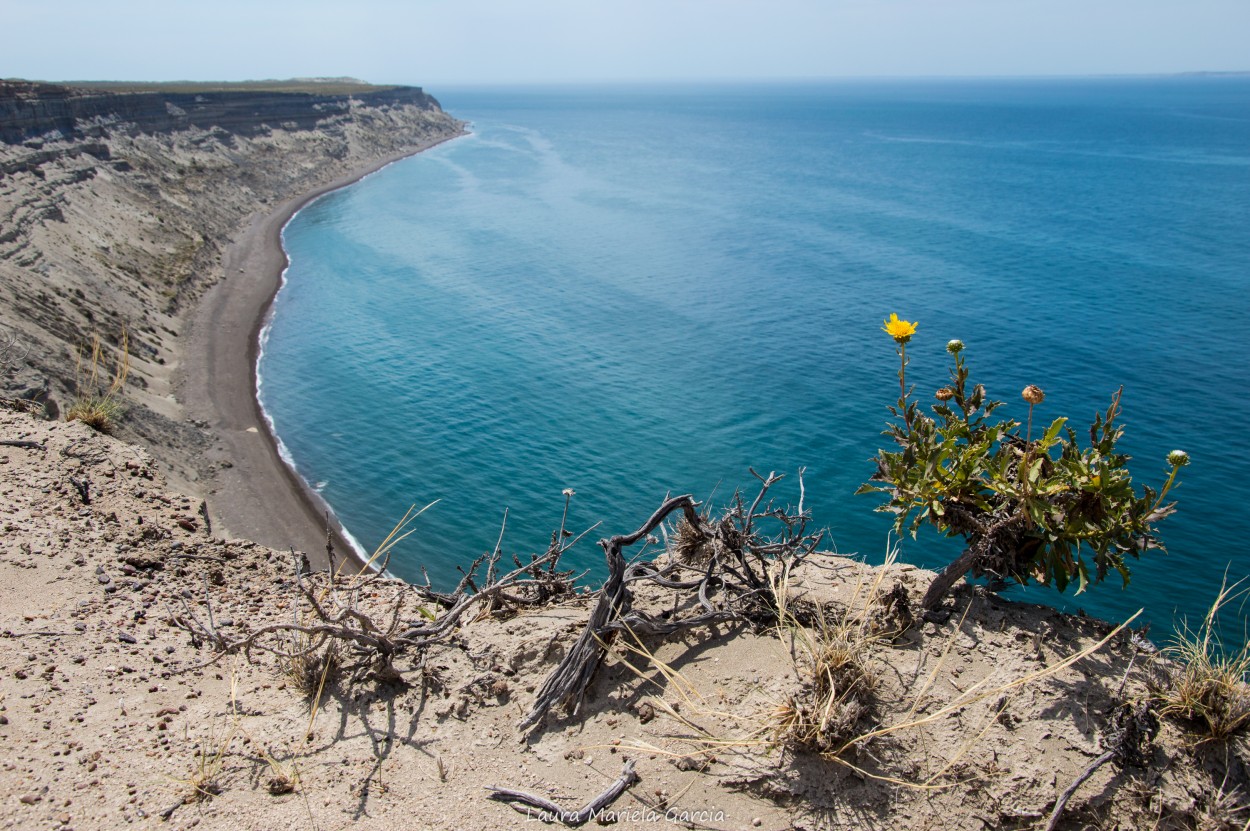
[0,80,464,489]
[0,80,442,144]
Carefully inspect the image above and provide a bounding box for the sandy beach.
[178,132,465,571]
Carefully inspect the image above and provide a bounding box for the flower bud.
[946,339,964,355]
[935,387,955,401]
[1167,450,1190,468]
[1021,385,1045,405]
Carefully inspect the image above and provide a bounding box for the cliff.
[0,80,443,145]
[0,79,464,494]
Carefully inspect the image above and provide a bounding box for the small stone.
[96,574,111,585]
[118,632,137,644]
[19,792,40,804]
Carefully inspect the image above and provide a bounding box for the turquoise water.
[260,78,1250,639]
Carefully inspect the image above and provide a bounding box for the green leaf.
[1042,416,1068,448]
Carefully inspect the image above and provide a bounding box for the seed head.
[1167,450,1190,468]
[1021,385,1045,406]
[935,387,955,401]
[946,339,964,355]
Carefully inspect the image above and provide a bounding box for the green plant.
[858,317,1185,610]
[66,328,130,432]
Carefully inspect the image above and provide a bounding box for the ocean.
[258,78,1250,640]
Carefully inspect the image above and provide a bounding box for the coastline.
[179,130,466,572]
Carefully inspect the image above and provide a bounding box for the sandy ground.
[1,407,1247,831]
[177,136,462,569]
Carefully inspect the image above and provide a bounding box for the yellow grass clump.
[66,328,130,432]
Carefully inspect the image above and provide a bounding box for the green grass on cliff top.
[60,78,402,95]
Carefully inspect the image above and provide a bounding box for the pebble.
[19,793,40,805]
[96,574,111,585]
[118,632,137,644]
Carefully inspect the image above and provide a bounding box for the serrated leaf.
[1042,416,1068,447]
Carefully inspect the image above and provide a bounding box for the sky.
[5,0,1248,86]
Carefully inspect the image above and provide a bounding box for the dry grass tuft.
[1189,777,1250,831]
[669,515,712,564]
[279,635,342,701]
[1154,580,1250,746]
[768,555,893,754]
[66,328,130,432]
[181,721,236,803]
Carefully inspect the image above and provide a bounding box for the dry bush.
[0,324,28,373]
[171,500,579,692]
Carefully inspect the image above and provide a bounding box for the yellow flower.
[882,313,917,344]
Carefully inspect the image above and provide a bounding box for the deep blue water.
[259,78,1250,640]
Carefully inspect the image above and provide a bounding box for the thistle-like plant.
[859,318,1185,611]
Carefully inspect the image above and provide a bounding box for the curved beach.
[179,132,464,571]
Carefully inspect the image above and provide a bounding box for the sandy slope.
[1,407,1244,831]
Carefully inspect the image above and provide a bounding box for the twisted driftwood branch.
[1044,701,1159,831]
[521,472,823,734]
[487,760,638,826]
[520,495,704,731]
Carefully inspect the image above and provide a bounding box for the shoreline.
[179,130,466,572]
